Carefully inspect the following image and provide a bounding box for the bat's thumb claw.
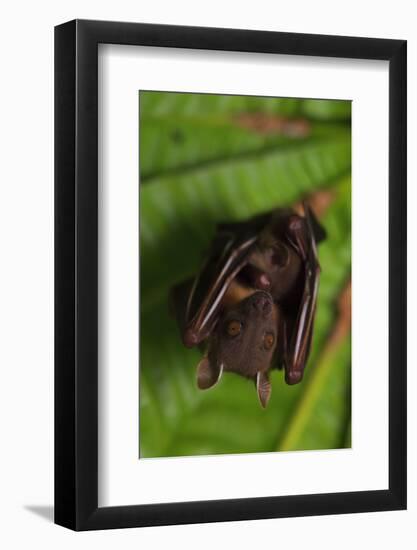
[183,328,199,348]
[285,370,304,385]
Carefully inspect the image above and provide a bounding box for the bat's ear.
[196,357,223,390]
[256,372,271,408]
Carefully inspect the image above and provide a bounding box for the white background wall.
[0,1,415,548]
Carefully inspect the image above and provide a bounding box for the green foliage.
[140,92,349,179]
[139,91,351,458]
[301,98,352,121]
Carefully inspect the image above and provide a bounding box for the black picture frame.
[55,19,407,531]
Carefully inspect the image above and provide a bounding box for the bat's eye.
[274,243,289,268]
[227,320,242,337]
[264,332,275,350]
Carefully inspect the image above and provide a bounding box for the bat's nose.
[251,291,273,315]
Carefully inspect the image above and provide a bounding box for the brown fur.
[208,292,280,379]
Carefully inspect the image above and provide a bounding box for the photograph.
[139,90,352,459]
[0,0,410,543]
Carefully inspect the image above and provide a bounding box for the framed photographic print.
[55,19,406,530]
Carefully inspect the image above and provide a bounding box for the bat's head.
[195,291,278,407]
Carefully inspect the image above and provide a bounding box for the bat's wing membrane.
[283,203,321,384]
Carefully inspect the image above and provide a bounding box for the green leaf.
[140,177,351,458]
[140,91,302,119]
[301,99,351,121]
[140,91,349,180]
[139,92,351,458]
[278,336,351,451]
[140,137,351,310]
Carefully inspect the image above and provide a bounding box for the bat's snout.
[250,291,273,316]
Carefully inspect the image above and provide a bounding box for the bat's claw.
[183,328,199,348]
[285,370,303,385]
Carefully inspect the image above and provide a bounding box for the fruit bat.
[171,202,326,408]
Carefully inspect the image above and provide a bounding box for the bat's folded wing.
[177,214,272,347]
[283,203,321,384]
